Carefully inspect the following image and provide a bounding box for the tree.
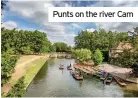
[49,44,56,52]
[1,53,18,86]
[111,48,138,68]
[72,49,92,62]
[53,42,71,52]
[1,0,7,10]
[1,28,51,54]
[20,46,32,54]
[134,27,138,33]
[93,49,104,65]
[75,29,129,52]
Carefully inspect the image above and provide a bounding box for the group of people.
[101,71,109,79]
[100,71,113,84]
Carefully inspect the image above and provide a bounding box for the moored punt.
[114,76,127,87]
[99,71,113,84]
[67,65,72,70]
[71,71,83,80]
[105,74,113,83]
[59,65,64,69]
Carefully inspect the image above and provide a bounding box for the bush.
[93,49,104,65]
[111,49,138,68]
[1,53,18,86]
[72,48,92,62]
[6,77,26,97]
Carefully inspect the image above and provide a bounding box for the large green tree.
[110,27,138,69]
[72,48,92,62]
[75,29,129,52]
[1,28,51,54]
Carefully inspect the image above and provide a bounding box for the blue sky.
[2,0,138,46]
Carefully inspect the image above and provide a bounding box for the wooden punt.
[67,65,72,70]
[105,74,113,83]
[114,76,126,87]
[71,71,83,80]
[59,65,64,69]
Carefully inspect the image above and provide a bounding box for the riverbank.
[2,53,73,95]
[24,56,49,89]
[2,55,49,94]
[74,63,138,84]
[97,64,138,83]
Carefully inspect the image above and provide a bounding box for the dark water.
[24,58,138,97]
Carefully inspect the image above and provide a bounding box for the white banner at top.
[48,7,138,22]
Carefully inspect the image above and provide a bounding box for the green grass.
[2,56,48,96]
[24,57,48,88]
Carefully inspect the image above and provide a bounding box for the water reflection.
[79,80,83,87]
[33,62,48,84]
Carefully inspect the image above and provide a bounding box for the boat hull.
[72,73,83,80]
[67,65,72,70]
[59,67,64,69]
[67,67,72,70]
[114,76,126,87]
[59,65,64,69]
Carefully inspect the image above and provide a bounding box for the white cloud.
[90,1,138,32]
[71,23,81,29]
[90,1,138,7]
[96,22,138,32]
[7,1,75,46]
[2,21,18,29]
[86,28,95,32]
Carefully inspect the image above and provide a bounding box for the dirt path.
[1,55,45,94]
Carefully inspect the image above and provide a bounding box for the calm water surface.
[24,58,138,97]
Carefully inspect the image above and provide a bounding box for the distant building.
[109,42,133,58]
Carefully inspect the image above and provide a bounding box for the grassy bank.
[2,55,49,95]
[24,57,48,88]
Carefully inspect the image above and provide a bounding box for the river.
[24,58,138,97]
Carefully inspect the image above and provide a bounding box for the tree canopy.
[110,28,138,69]
[53,42,71,52]
[75,29,129,52]
[1,28,52,54]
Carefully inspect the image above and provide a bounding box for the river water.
[24,58,138,97]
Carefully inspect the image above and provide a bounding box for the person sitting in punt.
[70,63,71,67]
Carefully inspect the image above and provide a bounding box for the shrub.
[6,77,26,97]
[93,49,104,65]
[72,48,92,62]
[1,53,18,86]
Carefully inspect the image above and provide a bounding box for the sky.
[2,0,138,46]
